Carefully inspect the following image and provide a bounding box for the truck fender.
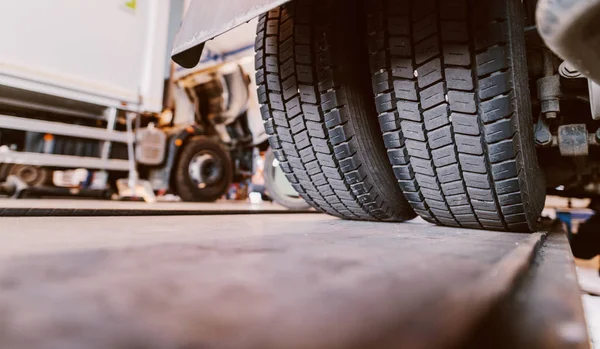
[172,0,291,68]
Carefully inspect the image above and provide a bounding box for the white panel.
[0,0,170,112]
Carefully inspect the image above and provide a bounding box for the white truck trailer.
[0,0,171,184]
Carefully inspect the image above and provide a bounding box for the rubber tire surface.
[367,0,545,231]
[264,147,311,210]
[255,0,416,221]
[174,136,232,202]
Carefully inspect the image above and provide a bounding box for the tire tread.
[256,1,414,221]
[367,0,544,231]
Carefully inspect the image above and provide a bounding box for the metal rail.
[0,95,102,120]
[0,150,129,171]
[0,110,131,171]
[0,114,128,143]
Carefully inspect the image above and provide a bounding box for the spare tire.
[367,0,545,231]
[255,0,415,221]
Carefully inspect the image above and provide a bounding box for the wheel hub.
[9,165,47,187]
[188,152,223,188]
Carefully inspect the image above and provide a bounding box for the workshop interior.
[0,0,599,348]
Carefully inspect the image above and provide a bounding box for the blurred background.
[0,0,309,210]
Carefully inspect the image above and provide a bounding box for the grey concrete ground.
[0,213,545,349]
[0,198,287,211]
[0,200,594,349]
[0,213,504,259]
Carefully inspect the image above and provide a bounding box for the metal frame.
[0,73,141,113]
[558,61,600,120]
[0,150,129,171]
[100,108,118,162]
[0,95,102,120]
[0,114,128,143]
[0,111,130,171]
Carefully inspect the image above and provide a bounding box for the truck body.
[0,0,174,180]
[0,0,170,113]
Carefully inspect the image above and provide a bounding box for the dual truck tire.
[255,0,546,231]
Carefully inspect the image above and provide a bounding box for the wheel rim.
[188,151,224,189]
[10,165,46,186]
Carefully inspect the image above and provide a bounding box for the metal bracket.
[100,107,118,162]
[534,118,553,147]
[559,61,583,79]
[559,61,600,120]
[537,75,561,118]
[558,124,588,156]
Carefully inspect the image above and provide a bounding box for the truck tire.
[367,0,545,231]
[174,136,232,202]
[264,147,311,210]
[255,0,415,221]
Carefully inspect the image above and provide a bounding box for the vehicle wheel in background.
[367,0,545,231]
[174,136,232,202]
[255,0,416,221]
[263,147,311,210]
[0,164,50,187]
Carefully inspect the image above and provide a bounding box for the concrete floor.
[0,199,598,348]
[0,198,292,213]
[0,213,550,349]
[0,213,478,258]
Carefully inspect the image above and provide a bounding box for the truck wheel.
[255,0,415,221]
[174,136,232,202]
[367,0,545,231]
[0,164,50,187]
[264,147,311,210]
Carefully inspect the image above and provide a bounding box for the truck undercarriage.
[173,0,600,233]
